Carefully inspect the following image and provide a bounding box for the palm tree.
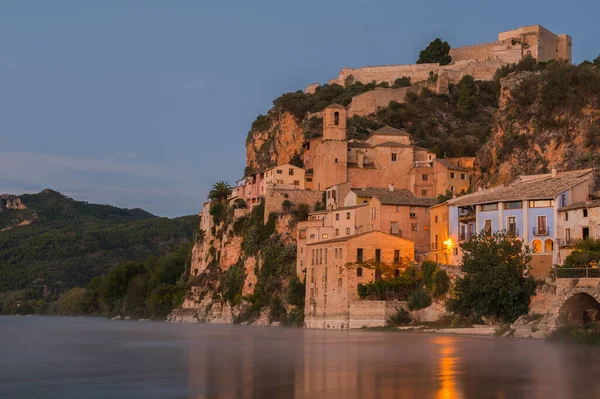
[208,181,231,202]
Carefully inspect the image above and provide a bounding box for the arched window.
[532,239,542,253]
[338,278,343,289]
[545,239,554,253]
[193,268,199,276]
[334,111,340,126]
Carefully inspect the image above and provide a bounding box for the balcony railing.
[533,227,550,236]
[431,242,439,250]
[557,238,575,248]
[507,228,520,237]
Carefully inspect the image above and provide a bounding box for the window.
[325,249,328,265]
[450,172,455,179]
[357,268,363,277]
[277,180,284,184]
[306,177,313,182]
[483,219,492,235]
[409,207,416,218]
[322,234,328,239]
[390,221,399,235]
[335,213,340,221]
[535,216,547,235]
[583,227,590,240]
[334,158,338,163]
[371,207,377,220]
[434,234,439,250]
[424,225,429,231]
[335,228,339,236]
[311,268,315,283]
[339,248,342,258]
[335,248,338,258]
[435,215,438,223]
[391,153,397,162]
[422,174,429,181]
[421,189,428,196]
[394,250,400,264]
[357,248,363,262]
[504,201,522,210]
[346,228,351,235]
[346,212,351,220]
[289,168,294,176]
[529,200,553,208]
[411,223,418,232]
[544,239,553,253]
[320,249,323,264]
[565,228,571,243]
[583,209,588,217]
[293,180,300,186]
[532,239,541,253]
[375,269,382,281]
[375,249,381,263]
[565,211,569,221]
[311,250,315,266]
[395,269,400,277]
[338,278,342,289]
[507,216,517,236]
[461,173,466,180]
[276,169,282,174]
[561,193,567,208]
[481,203,498,211]
[451,186,455,192]
[425,208,430,214]
[334,111,340,126]
[396,206,400,212]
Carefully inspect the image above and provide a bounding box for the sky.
[1,1,599,217]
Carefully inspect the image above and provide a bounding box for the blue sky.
[1,1,599,216]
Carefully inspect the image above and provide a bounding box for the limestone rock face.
[246,111,304,173]
[474,70,600,187]
[0,195,27,212]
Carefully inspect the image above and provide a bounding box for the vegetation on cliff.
[0,189,198,314]
[475,57,600,185]
[554,238,600,278]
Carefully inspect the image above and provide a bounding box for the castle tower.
[313,104,348,191]
[323,104,347,141]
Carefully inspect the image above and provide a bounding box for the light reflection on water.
[1,316,600,398]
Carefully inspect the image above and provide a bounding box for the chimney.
[552,168,557,178]
[389,184,395,192]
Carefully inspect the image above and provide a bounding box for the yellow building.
[263,163,306,190]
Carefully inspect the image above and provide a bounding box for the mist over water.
[1,317,599,398]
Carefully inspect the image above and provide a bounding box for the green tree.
[432,269,450,298]
[421,260,438,289]
[408,288,432,310]
[594,55,600,67]
[556,238,600,278]
[417,38,452,65]
[98,261,146,314]
[56,287,88,316]
[208,181,232,202]
[447,232,535,323]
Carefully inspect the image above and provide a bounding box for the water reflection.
[3,317,600,399]
[434,337,462,399]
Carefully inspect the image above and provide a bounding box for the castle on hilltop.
[307,25,572,93]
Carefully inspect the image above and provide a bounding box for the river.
[1,316,599,398]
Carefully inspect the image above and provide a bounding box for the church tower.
[313,104,348,191]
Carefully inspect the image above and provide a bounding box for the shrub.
[387,307,411,326]
[209,202,226,225]
[282,200,292,211]
[220,259,246,305]
[421,260,438,289]
[408,288,432,311]
[432,269,450,297]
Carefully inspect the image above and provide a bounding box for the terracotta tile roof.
[347,142,373,149]
[436,158,471,172]
[558,200,600,212]
[306,230,406,246]
[374,142,413,148]
[451,169,594,206]
[371,126,411,136]
[351,187,438,207]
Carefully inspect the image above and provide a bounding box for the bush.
[432,269,450,297]
[209,202,227,225]
[408,288,432,311]
[387,307,411,326]
[282,200,292,211]
[220,259,246,305]
[421,260,438,289]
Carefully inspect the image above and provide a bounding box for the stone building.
[428,169,595,278]
[262,163,306,190]
[304,231,414,329]
[555,200,600,265]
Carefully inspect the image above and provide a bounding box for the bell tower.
[313,104,348,190]
[323,104,347,141]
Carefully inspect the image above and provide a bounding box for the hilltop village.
[172,25,600,334]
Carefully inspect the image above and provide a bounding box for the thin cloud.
[0,151,205,216]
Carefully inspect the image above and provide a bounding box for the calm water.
[1,317,600,398]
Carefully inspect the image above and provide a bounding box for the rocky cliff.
[474,61,600,186]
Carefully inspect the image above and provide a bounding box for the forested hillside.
[0,189,198,313]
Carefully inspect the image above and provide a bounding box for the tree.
[417,38,452,66]
[447,232,535,323]
[208,181,232,202]
[556,238,600,277]
[594,55,600,67]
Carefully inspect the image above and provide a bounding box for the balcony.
[557,238,575,248]
[532,227,550,236]
[459,232,473,242]
[507,228,520,237]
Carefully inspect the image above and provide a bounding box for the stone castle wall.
[263,188,324,223]
[348,300,406,329]
[348,87,412,117]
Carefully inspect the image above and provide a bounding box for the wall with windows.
[304,231,414,329]
[477,206,500,234]
[503,208,523,237]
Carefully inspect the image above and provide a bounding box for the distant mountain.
[0,189,199,299]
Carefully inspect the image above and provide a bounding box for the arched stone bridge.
[546,278,600,331]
